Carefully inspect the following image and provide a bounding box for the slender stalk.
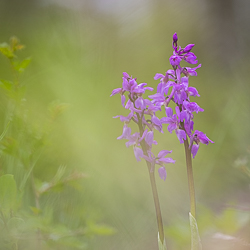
[143,142,165,243]
[147,162,165,244]
[183,139,196,218]
[136,113,165,244]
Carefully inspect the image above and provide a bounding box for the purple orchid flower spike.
[153,32,213,158]
[111,33,214,248]
[111,72,175,170]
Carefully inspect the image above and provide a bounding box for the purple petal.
[139,129,148,143]
[125,99,133,109]
[110,88,122,96]
[158,167,167,181]
[163,86,170,95]
[123,72,130,79]
[168,123,177,133]
[113,112,133,122]
[167,69,175,78]
[121,95,126,106]
[185,121,194,136]
[148,93,165,102]
[176,68,181,82]
[175,129,186,144]
[191,144,199,158]
[117,125,131,140]
[169,55,182,66]
[157,82,165,94]
[122,77,129,91]
[165,107,173,117]
[154,73,164,80]
[184,52,198,64]
[134,147,144,161]
[185,64,201,76]
[137,83,147,88]
[129,78,137,90]
[135,97,145,109]
[174,92,182,105]
[152,115,161,126]
[181,76,189,88]
[161,117,172,124]
[180,90,187,103]
[183,101,204,113]
[125,132,139,147]
[157,150,172,158]
[144,87,154,91]
[188,87,200,97]
[175,106,180,119]
[195,131,214,145]
[153,140,158,145]
[158,157,176,164]
[145,131,154,147]
[180,110,188,122]
[183,44,195,53]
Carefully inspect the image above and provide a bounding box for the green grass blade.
[189,212,202,250]
[158,232,167,250]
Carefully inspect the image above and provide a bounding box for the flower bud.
[173,33,178,43]
[172,33,178,50]
[183,44,195,53]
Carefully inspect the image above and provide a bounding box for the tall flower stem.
[143,143,165,244]
[184,138,196,218]
[137,114,165,244]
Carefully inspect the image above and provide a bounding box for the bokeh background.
[0,0,250,249]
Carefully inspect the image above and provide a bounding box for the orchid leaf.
[189,212,202,250]
[158,233,167,250]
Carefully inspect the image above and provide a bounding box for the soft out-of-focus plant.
[0,38,114,250]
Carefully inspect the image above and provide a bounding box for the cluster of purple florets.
[111,33,213,181]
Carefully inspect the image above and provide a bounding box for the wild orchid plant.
[111,33,213,249]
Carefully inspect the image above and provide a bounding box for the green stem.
[136,114,165,244]
[147,163,165,244]
[184,139,196,218]
[142,140,165,243]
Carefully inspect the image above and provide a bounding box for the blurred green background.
[0,0,250,249]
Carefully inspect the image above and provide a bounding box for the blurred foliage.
[0,38,114,250]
